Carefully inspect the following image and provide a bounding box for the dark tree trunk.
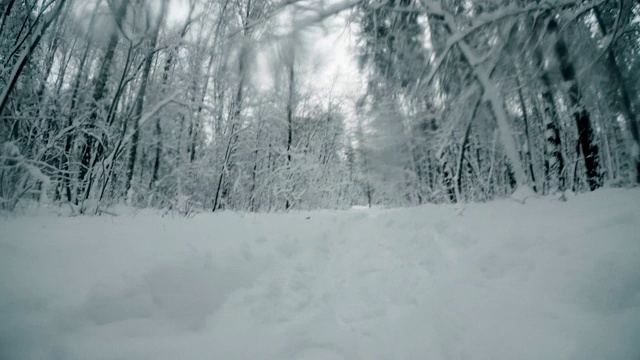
[61,0,102,203]
[149,119,162,189]
[285,52,295,210]
[515,76,538,193]
[78,0,130,201]
[455,92,482,199]
[213,6,251,211]
[549,19,601,190]
[63,47,90,202]
[125,6,163,197]
[531,20,565,194]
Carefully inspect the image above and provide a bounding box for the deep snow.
[1,189,639,360]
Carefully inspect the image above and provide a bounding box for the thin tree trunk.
[60,0,102,203]
[213,123,237,212]
[514,74,538,193]
[455,90,482,200]
[213,6,251,211]
[149,119,162,189]
[249,124,262,212]
[285,51,295,210]
[190,0,229,163]
[125,4,164,197]
[63,47,91,203]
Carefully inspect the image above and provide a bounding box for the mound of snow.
[1,189,639,360]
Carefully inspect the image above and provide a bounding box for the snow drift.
[1,189,639,360]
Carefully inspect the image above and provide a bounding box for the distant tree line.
[1,0,638,213]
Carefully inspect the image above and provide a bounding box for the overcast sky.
[167,0,362,124]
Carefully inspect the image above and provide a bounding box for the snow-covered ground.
[1,190,639,360]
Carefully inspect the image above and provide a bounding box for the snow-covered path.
[1,189,640,360]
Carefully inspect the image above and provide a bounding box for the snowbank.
[1,189,639,360]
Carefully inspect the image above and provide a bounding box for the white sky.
[277,6,363,131]
[248,2,362,113]
[311,11,362,131]
[168,0,362,129]
[305,10,362,106]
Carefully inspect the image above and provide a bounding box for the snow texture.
[1,189,640,360]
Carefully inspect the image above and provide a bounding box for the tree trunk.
[213,2,252,211]
[59,0,102,203]
[285,51,295,210]
[125,4,164,197]
[533,40,565,194]
[549,19,601,190]
[514,74,538,193]
[78,0,130,201]
[149,119,162,190]
[455,91,482,200]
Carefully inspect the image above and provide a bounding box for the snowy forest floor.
[1,190,640,360]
